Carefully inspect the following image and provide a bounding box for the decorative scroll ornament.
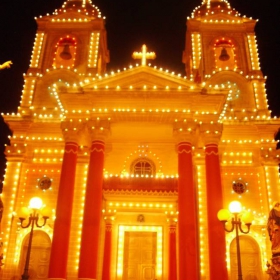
[267,202,280,279]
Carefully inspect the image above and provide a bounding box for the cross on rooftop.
[132,44,156,66]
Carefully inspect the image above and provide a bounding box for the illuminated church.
[0,0,280,279]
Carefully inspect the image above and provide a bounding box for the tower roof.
[54,0,102,18]
[191,0,239,18]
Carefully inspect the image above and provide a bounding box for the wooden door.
[123,232,156,280]
[230,236,262,280]
[19,230,51,280]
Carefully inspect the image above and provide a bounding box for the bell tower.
[32,0,109,75]
[19,0,109,115]
[183,0,270,116]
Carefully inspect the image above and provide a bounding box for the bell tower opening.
[53,36,77,69]
[214,38,237,70]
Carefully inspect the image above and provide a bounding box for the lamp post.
[217,201,253,280]
[19,197,49,280]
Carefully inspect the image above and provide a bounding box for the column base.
[78,278,96,280]
[48,278,66,280]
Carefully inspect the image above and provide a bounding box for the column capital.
[200,123,223,145]
[166,211,178,227]
[61,119,85,143]
[177,141,193,154]
[103,210,116,226]
[173,120,198,144]
[86,119,110,142]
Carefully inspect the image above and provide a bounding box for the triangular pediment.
[83,65,199,91]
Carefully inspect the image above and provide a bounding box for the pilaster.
[102,213,115,280]
[166,212,178,280]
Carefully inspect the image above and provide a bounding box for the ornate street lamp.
[217,201,253,280]
[19,197,49,280]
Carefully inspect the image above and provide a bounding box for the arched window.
[130,158,155,176]
[53,36,77,69]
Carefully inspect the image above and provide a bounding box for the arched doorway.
[230,235,263,280]
[18,230,51,280]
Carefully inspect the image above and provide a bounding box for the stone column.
[166,213,177,280]
[48,120,82,280]
[201,123,228,280]
[102,213,115,280]
[174,121,199,280]
[78,120,110,280]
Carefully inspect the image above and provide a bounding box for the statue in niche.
[0,61,12,70]
[267,202,280,279]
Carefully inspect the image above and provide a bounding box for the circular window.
[232,179,247,194]
[38,177,52,191]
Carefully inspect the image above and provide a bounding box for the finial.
[132,45,156,66]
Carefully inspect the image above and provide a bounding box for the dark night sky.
[0,0,279,180]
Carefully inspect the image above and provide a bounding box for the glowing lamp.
[18,207,30,218]
[241,211,254,225]
[19,197,48,280]
[217,209,231,221]
[218,200,252,280]
[29,197,43,210]
[40,206,52,217]
[229,200,242,213]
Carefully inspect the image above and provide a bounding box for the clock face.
[38,177,52,190]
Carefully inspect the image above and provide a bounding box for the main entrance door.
[230,236,262,280]
[123,232,156,280]
[19,230,51,280]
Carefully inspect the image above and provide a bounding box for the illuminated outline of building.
[0,0,279,279]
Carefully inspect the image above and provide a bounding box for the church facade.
[0,0,279,280]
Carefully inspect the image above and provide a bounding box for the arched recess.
[206,71,256,109]
[212,37,239,71]
[230,235,263,280]
[52,36,77,69]
[18,230,51,280]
